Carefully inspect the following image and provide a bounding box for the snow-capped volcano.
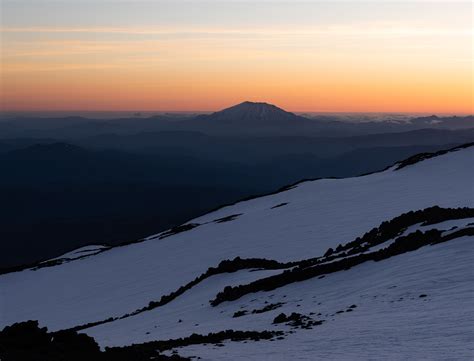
[1,144,473,360]
[201,101,304,123]
[181,101,317,135]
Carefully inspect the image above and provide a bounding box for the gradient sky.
[1,1,472,113]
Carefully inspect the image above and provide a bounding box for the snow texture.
[0,145,473,360]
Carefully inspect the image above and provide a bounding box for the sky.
[0,0,472,113]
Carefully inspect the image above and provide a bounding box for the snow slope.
[45,245,109,263]
[160,235,474,361]
[0,145,473,360]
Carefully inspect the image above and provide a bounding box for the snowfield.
[160,236,474,361]
[0,145,473,360]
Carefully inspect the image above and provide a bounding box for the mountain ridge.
[1,102,473,137]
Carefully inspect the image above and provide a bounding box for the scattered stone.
[251,302,285,315]
[273,313,288,324]
[271,203,289,209]
[233,310,248,318]
[213,214,242,223]
[273,312,324,329]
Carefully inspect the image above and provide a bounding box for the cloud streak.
[2,24,472,37]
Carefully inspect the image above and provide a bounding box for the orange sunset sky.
[1,1,473,113]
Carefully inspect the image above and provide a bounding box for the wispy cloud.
[2,24,472,37]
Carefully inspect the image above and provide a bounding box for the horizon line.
[1,109,472,116]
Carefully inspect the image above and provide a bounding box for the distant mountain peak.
[235,100,279,107]
[204,101,303,124]
[222,100,291,113]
